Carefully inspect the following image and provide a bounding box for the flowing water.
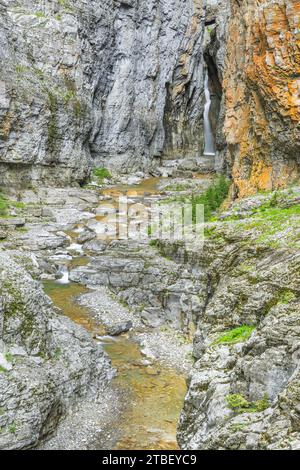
[203,70,216,156]
[43,281,186,450]
[42,177,187,450]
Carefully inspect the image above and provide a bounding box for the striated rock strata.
[172,188,300,449]
[0,251,113,449]
[223,0,300,196]
[0,0,210,185]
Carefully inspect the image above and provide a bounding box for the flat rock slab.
[0,218,25,227]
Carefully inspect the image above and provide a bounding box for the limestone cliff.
[0,0,208,185]
[0,0,299,191]
[223,0,300,196]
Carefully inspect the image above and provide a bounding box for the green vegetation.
[161,176,230,222]
[92,167,112,184]
[192,176,230,221]
[8,423,16,434]
[278,290,296,305]
[0,193,8,216]
[15,64,28,74]
[229,423,247,432]
[34,11,46,18]
[54,347,62,359]
[226,393,269,414]
[0,193,26,218]
[4,352,13,363]
[149,239,158,247]
[215,325,255,345]
[164,183,190,192]
[57,0,75,13]
[0,366,7,373]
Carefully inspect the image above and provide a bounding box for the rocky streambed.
[1,175,300,450]
[0,175,206,449]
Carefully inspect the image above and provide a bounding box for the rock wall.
[223,0,300,197]
[0,0,210,185]
[164,188,300,449]
[0,251,113,449]
[0,0,299,191]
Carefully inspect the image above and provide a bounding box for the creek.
[43,178,188,450]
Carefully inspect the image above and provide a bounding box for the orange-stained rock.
[223,0,300,197]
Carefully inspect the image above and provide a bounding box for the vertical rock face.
[92,0,207,170]
[0,0,95,186]
[223,0,300,197]
[0,0,209,184]
[0,0,299,190]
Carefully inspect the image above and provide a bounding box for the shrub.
[226,393,269,414]
[92,167,112,183]
[192,175,230,221]
[226,394,250,412]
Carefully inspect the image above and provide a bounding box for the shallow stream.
[43,178,187,450]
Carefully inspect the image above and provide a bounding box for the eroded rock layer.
[223,0,300,196]
[0,251,113,449]
[0,0,209,184]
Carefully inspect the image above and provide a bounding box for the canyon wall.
[0,0,299,191]
[223,0,300,196]
[0,0,208,185]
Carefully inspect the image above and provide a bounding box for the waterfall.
[57,265,70,284]
[203,70,215,156]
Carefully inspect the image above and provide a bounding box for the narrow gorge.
[0,0,300,451]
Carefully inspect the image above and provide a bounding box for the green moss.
[277,290,296,305]
[92,167,112,184]
[215,325,255,345]
[229,422,247,432]
[4,352,13,363]
[15,64,28,74]
[34,11,46,18]
[149,239,158,247]
[0,193,8,216]
[0,366,7,373]
[226,393,269,414]
[8,423,16,434]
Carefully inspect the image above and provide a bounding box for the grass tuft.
[215,325,255,345]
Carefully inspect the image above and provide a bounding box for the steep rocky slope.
[0,251,113,449]
[169,188,300,449]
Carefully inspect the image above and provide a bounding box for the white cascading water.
[57,265,70,284]
[203,70,216,156]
